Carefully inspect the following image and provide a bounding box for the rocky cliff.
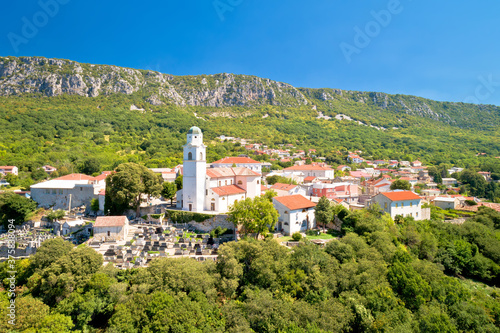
[0,56,308,107]
[0,56,499,129]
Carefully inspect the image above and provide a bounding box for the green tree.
[31,168,49,181]
[390,179,411,191]
[79,157,101,176]
[5,173,20,186]
[90,198,100,212]
[175,174,183,191]
[46,209,65,222]
[314,196,331,233]
[459,170,487,197]
[228,196,279,239]
[0,192,37,227]
[161,181,177,205]
[105,163,162,216]
[266,175,297,185]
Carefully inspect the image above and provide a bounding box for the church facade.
[176,127,262,213]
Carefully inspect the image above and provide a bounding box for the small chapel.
[176,127,262,213]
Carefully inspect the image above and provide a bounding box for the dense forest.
[0,206,499,332]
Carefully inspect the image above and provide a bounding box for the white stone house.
[30,173,109,210]
[284,164,334,179]
[0,166,18,176]
[372,191,424,220]
[93,216,129,241]
[273,195,316,235]
[270,183,307,197]
[433,197,459,210]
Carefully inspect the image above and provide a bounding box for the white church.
[176,127,262,213]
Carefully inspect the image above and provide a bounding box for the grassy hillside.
[0,93,498,175]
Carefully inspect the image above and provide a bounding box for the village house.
[433,197,459,210]
[30,172,111,210]
[372,190,425,220]
[0,166,18,176]
[284,164,334,179]
[442,178,458,187]
[273,195,316,236]
[270,183,307,197]
[311,182,359,203]
[42,165,57,174]
[93,216,129,241]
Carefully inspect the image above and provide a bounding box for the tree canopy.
[105,163,162,215]
[228,196,279,239]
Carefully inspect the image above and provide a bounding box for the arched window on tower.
[188,152,193,160]
[200,152,203,160]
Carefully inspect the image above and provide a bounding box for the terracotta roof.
[0,166,16,169]
[212,185,246,196]
[261,185,269,191]
[274,195,316,210]
[212,157,260,164]
[93,171,113,181]
[381,191,421,201]
[304,176,317,182]
[94,216,128,227]
[207,167,259,178]
[55,173,94,181]
[271,183,297,191]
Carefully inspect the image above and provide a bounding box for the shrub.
[166,210,212,223]
[465,200,477,206]
[292,232,302,241]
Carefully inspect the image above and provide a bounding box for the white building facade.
[273,195,316,235]
[176,127,262,213]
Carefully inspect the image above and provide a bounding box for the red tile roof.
[0,166,16,170]
[93,171,113,181]
[274,195,316,210]
[381,191,421,201]
[206,167,260,178]
[261,185,269,192]
[94,216,128,227]
[304,176,317,182]
[270,183,297,191]
[212,185,246,196]
[212,157,260,164]
[55,173,94,181]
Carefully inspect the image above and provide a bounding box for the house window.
[52,189,56,194]
[395,203,398,208]
[384,202,387,209]
[410,202,413,207]
[257,180,260,184]
[188,152,193,160]
[416,212,419,217]
[237,180,243,185]
[219,181,221,186]
[402,202,404,207]
[59,189,63,195]
[107,231,110,237]
[225,180,228,185]
[206,190,208,195]
[200,152,203,160]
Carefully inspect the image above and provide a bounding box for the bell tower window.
[188,152,193,160]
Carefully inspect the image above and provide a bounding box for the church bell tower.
[182,126,206,212]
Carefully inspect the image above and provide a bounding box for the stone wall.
[187,215,235,233]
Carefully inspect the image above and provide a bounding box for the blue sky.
[1,1,500,105]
